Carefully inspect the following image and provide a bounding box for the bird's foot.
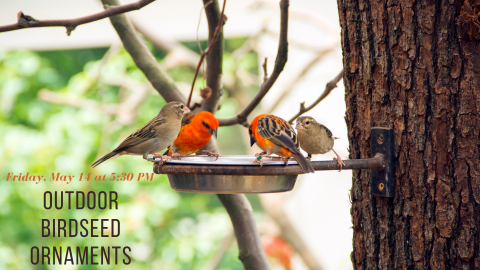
[153,153,173,163]
[283,157,289,167]
[255,151,267,157]
[195,150,219,161]
[171,152,182,160]
[268,156,284,161]
[253,155,264,167]
[332,149,345,172]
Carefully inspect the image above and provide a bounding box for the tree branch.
[217,194,272,270]
[217,0,290,127]
[101,0,186,103]
[287,69,343,124]
[0,0,155,35]
[262,57,269,83]
[189,1,270,268]
[199,0,226,113]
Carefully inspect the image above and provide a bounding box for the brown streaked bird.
[295,116,345,171]
[249,114,315,173]
[91,101,190,167]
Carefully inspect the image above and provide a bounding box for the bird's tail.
[293,154,315,173]
[91,151,119,168]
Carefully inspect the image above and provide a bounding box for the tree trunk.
[337,0,480,269]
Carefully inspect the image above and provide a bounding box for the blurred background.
[0,0,351,269]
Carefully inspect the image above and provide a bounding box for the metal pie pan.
[153,155,299,194]
[155,155,299,166]
[167,174,298,194]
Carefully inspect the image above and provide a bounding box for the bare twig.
[199,0,227,113]
[287,69,343,124]
[217,195,271,270]
[131,19,201,70]
[196,0,214,81]
[39,89,117,114]
[101,0,186,103]
[78,43,121,95]
[262,57,269,83]
[197,0,214,55]
[260,194,325,270]
[204,229,234,270]
[268,43,338,114]
[217,0,290,127]
[264,29,326,52]
[187,0,227,108]
[253,0,338,38]
[38,83,150,125]
[0,0,155,35]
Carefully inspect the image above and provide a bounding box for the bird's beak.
[183,107,191,114]
[296,123,304,130]
[250,136,256,147]
[210,127,218,138]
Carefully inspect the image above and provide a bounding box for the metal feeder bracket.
[370,127,395,197]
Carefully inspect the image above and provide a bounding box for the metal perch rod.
[153,153,386,175]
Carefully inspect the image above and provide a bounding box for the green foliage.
[0,38,263,269]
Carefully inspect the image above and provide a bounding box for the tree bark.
[338,0,480,269]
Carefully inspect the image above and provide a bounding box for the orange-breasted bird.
[248,114,315,173]
[165,111,219,159]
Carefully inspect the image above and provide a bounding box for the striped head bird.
[249,114,314,173]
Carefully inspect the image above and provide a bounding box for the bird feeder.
[152,127,395,197]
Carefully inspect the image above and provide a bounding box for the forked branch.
[0,0,155,35]
[196,1,271,269]
[287,69,343,124]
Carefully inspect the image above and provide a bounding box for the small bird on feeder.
[165,111,219,159]
[91,101,190,167]
[295,116,345,171]
[249,114,315,173]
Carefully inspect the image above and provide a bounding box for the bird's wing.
[114,117,166,152]
[319,123,333,137]
[181,114,194,126]
[257,115,300,154]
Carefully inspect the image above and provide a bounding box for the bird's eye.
[203,122,210,129]
[306,121,310,125]
[180,105,184,109]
